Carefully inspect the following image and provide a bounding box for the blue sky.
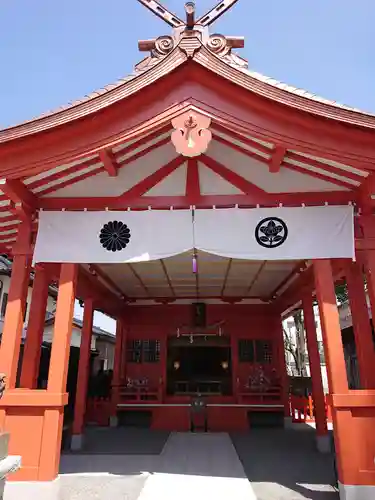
[1,0,375,128]
[2,1,374,332]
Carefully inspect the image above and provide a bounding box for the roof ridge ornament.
[136,1,247,73]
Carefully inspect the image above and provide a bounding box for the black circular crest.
[99,221,131,252]
[255,217,288,248]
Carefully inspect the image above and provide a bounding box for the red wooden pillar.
[302,294,329,452]
[313,260,350,484]
[20,265,50,389]
[38,263,77,481]
[345,260,375,388]
[276,319,289,417]
[110,318,124,426]
[71,298,94,450]
[0,220,32,388]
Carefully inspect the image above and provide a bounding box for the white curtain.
[194,206,354,260]
[33,206,354,264]
[34,210,193,264]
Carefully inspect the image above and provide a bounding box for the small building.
[0,2,374,498]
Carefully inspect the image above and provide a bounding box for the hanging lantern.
[173,361,180,370]
[192,252,198,274]
[221,361,229,370]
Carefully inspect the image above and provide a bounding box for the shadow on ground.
[231,427,339,500]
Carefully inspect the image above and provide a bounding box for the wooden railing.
[289,394,332,423]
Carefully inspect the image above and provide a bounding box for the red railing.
[289,394,332,423]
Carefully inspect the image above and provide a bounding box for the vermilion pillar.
[0,220,32,388]
[302,294,329,452]
[20,265,50,389]
[313,260,350,487]
[38,263,77,481]
[345,260,375,388]
[71,298,94,451]
[110,319,124,427]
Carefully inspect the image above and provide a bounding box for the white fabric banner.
[33,206,354,264]
[33,210,194,264]
[194,206,354,260]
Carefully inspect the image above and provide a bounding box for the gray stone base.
[109,416,118,428]
[70,434,83,451]
[316,434,331,454]
[339,482,375,500]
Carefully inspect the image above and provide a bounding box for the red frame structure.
[0,3,374,498]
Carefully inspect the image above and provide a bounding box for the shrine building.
[0,1,374,499]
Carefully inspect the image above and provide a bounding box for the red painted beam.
[269,146,286,173]
[1,179,36,209]
[99,150,117,177]
[186,158,200,202]
[117,156,186,204]
[38,191,357,211]
[200,154,271,200]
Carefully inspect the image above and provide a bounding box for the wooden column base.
[0,390,68,481]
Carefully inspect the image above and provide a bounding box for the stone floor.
[4,426,339,500]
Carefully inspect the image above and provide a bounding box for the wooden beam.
[269,146,286,173]
[201,154,271,200]
[137,0,184,27]
[88,264,128,299]
[186,158,200,202]
[160,259,175,297]
[0,179,36,209]
[246,261,266,296]
[117,156,186,203]
[99,150,118,177]
[220,258,232,298]
[197,0,240,26]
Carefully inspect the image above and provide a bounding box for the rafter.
[137,0,184,27]
[282,161,355,190]
[212,124,271,155]
[88,264,128,299]
[197,0,240,26]
[213,134,269,164]
[286,151,367,183]
[246,261,266,296]
[269,145,286,173]
[0,179,36,209]
[200,154,271,200]
[160,259,176,297]
[117,155,186,203]
[127,263,151,296]
[220,258,232,297]
[99,149,118,177]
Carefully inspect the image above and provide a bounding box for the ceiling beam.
[99,150,118,177]
[246,261,266,296]
[220,258,232,298]
[88,264,128,300]
[160,259,176,297]
[127,263,151,297]
[269,146,286,173]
